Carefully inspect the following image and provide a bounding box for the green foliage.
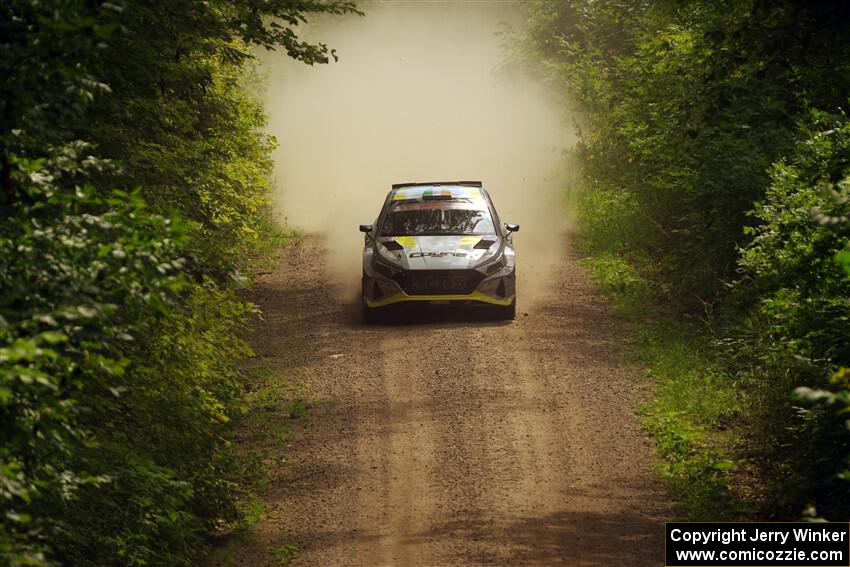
[575,184,647,255]
[637,324,743,519]
[644,409,739,520]
[0,151,260,566]
[1,0,360,564]
[523,0,850,309]
[523,0,850,519]
[0,150,188,564]
[88,45,278,278]
[730,111,850,517]
[579,245,744,517]
[580,254,652,316]
[275,544,300,565]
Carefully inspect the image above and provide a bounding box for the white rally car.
[359,181,518,321]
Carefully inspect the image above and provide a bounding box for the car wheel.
[362,299,383,324]
[494,299,516,320]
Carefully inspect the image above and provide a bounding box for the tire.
[362,301,375,324]
[361,277,380,324]
[494,299,516,320]
[362,299,384,324]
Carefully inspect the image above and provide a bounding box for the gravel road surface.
[231,235,672,566]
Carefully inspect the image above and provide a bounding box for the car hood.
[375,234,500,270]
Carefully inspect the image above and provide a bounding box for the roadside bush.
[580,254,652,316]
[0,0,360,563]
[730,110,850,517]
[521,0,850,519]
[0,150,187,564]
[576,185,645,255]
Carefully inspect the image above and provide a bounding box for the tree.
[0,1,360,563]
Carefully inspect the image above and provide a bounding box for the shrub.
[731,110,850,517]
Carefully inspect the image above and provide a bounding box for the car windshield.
[381,201,495,236]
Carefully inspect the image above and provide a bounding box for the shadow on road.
[357,301,516,328]
[283,504,665,567]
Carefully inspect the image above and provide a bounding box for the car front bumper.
[362,269,516,309]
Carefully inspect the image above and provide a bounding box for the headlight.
[373,243,403,277]
[476,253,507,276]
[373,259,396,278]
[377,244,403,266]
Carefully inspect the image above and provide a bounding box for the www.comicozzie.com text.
[670,527,847,546]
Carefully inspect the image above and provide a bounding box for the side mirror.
[359,224,373,233]
[505,223,520,233]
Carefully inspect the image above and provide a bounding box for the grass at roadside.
[576,190,753,519]
[634,323,744,519]
[201,230,307,566]
[245,213,304,276]
[203,364,310,566]
[584,253,747,518]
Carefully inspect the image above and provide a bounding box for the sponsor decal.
[395,236,417,248]
[393,186,483,201]
[459,235,481,249]
[410,251,467,258]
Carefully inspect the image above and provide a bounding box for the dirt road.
[233,235,672,566]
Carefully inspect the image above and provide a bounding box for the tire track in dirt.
[377,332,438,566]
[220,234,674,566]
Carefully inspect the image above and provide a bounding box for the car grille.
[393,270,484,295]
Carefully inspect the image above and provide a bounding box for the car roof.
[388,181,487,203]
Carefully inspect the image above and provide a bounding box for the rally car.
[359,181,518,321]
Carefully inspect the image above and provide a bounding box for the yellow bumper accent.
[364,291,515,308]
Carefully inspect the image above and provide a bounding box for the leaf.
[76,305,98,318]
[835,249,850,276]
[40,331,68,345]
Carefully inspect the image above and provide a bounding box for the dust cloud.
[259,0,578,305]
